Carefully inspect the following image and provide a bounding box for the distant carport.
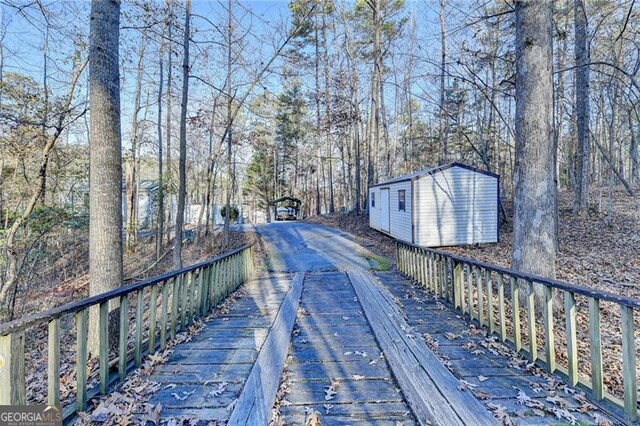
[270,196,302,221]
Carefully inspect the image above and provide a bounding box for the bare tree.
[574,0,590,214]
[156,1,167,260]
[173,0,191,268]
[438,0,448,165]
[88,0,123,353]
[512,0,557,288]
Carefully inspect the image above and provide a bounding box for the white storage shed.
[368,163,499,247]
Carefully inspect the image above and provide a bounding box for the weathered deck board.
[376,271,620,426]
[147,273,293,421]
[277,271,417,426]
[348,270,496,426]
[228,272,304,425]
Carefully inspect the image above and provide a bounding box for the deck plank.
[227,273,304,425]
[348,270,497,426]
[277,271,417,425]
[146,273,293,421]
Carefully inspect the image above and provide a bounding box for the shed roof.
[368,162,498,188]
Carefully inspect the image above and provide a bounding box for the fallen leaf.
[306,410,322,426]
[171,389,195,401]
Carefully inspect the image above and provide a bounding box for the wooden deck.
[376,271,621,425]
[277,271,417,425]
[147,273,293,421]
[135,269,619,425]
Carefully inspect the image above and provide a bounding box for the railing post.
[420,248,425,286]
[526,280,537,361]
[497,273,506,341]
[76,309,88,412]
[189,271,197,324]
[249,245,255,277]
[487,272,495,335]
[564,291,578,386]
[588,297,602,400]
[135,290,144,367]
[453,261,462,309]
[99,301,109,394]
[0,331,26,405]
[621,305,637,421]
[510,277,521,351]
[160,281,169,349]
[181,272,189,328]
[47,319,60,406]
[119,294,129,380]
[149,284,159,351]
[200,266,209,316]
[466,265,473,320]
[543,285,555,372]
[477,268,485,325]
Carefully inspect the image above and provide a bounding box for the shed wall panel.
[388,181,412,243]
[414,166,498,246]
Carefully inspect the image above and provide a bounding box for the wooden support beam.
[228,273,304,424]
[348,270,496,426]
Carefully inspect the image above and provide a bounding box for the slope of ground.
[306,189,640,299]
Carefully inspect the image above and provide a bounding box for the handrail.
[399,241,640,309]
[0,244,250,336]
[396,240,638,422]
[0,244,256,422]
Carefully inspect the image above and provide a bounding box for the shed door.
[380,188,390,232]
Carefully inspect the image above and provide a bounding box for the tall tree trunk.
[314,11,322,215]
[574,0,590,213]
[322,9,334,213]
[629,109,639,187]
[126,40,146,252]
[512,0,557,292]
[156,1,166,261]
[438,0,448,165]
[223,0,233,242]
[173,0,190,269]
[344,24,361,214]
[88,0,123,355]
[367,0,381,187]
[165,0,173,247]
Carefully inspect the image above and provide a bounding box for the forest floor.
[306,189,640,299]
[9,227,260,322]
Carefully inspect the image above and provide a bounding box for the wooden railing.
[396,241,639,422]
[0,244,255,420]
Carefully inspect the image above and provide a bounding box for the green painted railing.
[0,244,255,421]
[397,240,638,422]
